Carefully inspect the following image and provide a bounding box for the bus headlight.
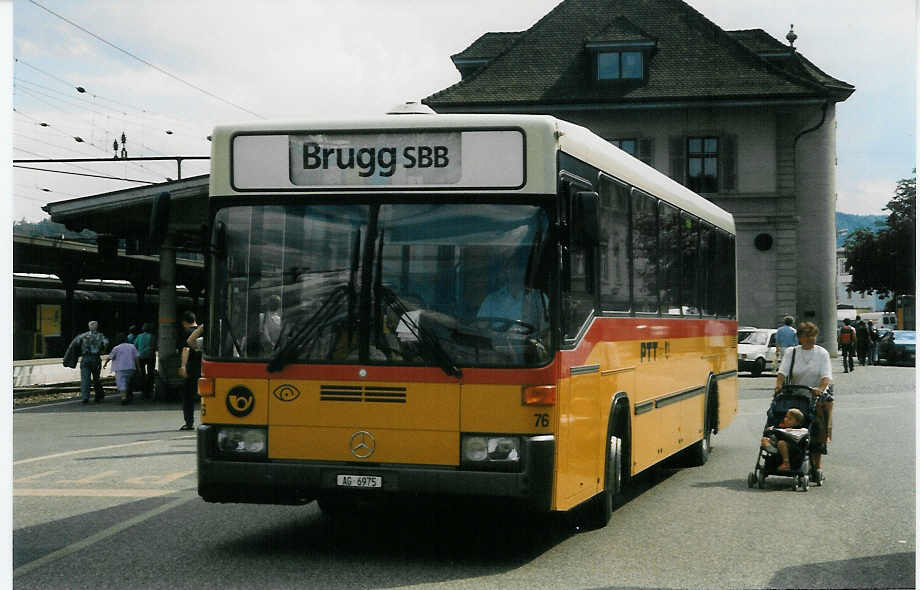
[216,426,267,458]
[461,435,520,466]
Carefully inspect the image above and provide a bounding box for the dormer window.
[597,51,644,80]
[586,16,656,85]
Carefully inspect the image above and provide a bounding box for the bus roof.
[210,113,734,234]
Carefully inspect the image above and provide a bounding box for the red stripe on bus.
[201,318,733,384]
[202,360,558,385]
[559,317,737,368]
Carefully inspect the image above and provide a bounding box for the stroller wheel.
[802,475,810,491]
[747,472,755,488]
[756,469,765,489]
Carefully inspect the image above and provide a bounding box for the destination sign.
[231,130,524,190]
[291,132,461,186]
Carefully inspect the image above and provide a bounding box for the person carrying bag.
[774,321,832,484]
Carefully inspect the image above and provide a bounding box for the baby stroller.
[747,384,819,492]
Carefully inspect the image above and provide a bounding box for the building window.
[610,137,654,168]
[687,137,719,193]
[597,51,643,80]
[611,138,637,155]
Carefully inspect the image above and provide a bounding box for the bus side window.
[712,230,736,318]
[699,224,715,316]
[680,212,699,316]
[658,202,680,315]
[598,176,630,312]
[631,189,658,314]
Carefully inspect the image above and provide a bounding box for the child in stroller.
[747,385,817,491]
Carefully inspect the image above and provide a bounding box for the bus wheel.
[688,428,711,467]
[583,434,621,530]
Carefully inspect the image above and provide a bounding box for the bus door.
[556,361,600,506]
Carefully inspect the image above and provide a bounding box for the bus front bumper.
[197,425,554,511]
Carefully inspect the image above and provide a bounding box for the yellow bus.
[197,113,738,527]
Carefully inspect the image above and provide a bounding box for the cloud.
[837,178,899,216]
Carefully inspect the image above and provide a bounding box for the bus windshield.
[210,202,553,369]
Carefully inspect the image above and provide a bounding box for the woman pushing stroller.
[773,321,833,481]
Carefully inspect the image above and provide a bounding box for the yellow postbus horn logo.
[226,386,255,417]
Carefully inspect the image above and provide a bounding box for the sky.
[7,0,918,222]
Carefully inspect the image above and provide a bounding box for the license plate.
[336,475,382,488]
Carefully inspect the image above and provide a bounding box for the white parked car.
[737,326,757,343]
[738,328,777,377]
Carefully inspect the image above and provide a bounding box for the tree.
[13,217,96,242]
[844,171,915,298]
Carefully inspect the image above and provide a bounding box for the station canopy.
[42,175,210,251]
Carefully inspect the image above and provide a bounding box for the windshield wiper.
[217,311,243,357]
[267,284,350,372]
[376,284,462,379]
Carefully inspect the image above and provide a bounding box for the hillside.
[836,212,886,247]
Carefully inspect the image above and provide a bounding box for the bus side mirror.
[573,191,600,247]
[148,192,171,247]
[210,221,227,259]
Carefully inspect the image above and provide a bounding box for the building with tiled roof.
[425,0,854,346]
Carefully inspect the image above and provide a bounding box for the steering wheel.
[472,316,536,336]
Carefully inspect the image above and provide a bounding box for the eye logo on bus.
[226,386,255,417]
[272,384,301,402]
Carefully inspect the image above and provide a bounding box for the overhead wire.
[12,183,82,206]
[13,185,56,204]
[14,109,174,180]
[14,78,114,117]
[15,59,208,137]
[13,165,157,184]
[27,0,266,120]
[14,130,118,159]
[14,5,234,206]
[12,142,159,181]
[14,83,201,176]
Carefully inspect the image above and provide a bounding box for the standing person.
[838,318,856,373]
[854,315,870,366]
[259,295,283,352]
[774,315,797,373]
[774,322,833,482]
[126,325,138,344]
[104,333,140,405]
[65,321,110,404]
[177,311,201,431]
[134,322,157,399]
[867,320,880,365]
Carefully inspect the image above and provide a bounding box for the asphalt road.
[12,363,916,589]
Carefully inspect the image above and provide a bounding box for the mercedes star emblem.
[350,430,376,459]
